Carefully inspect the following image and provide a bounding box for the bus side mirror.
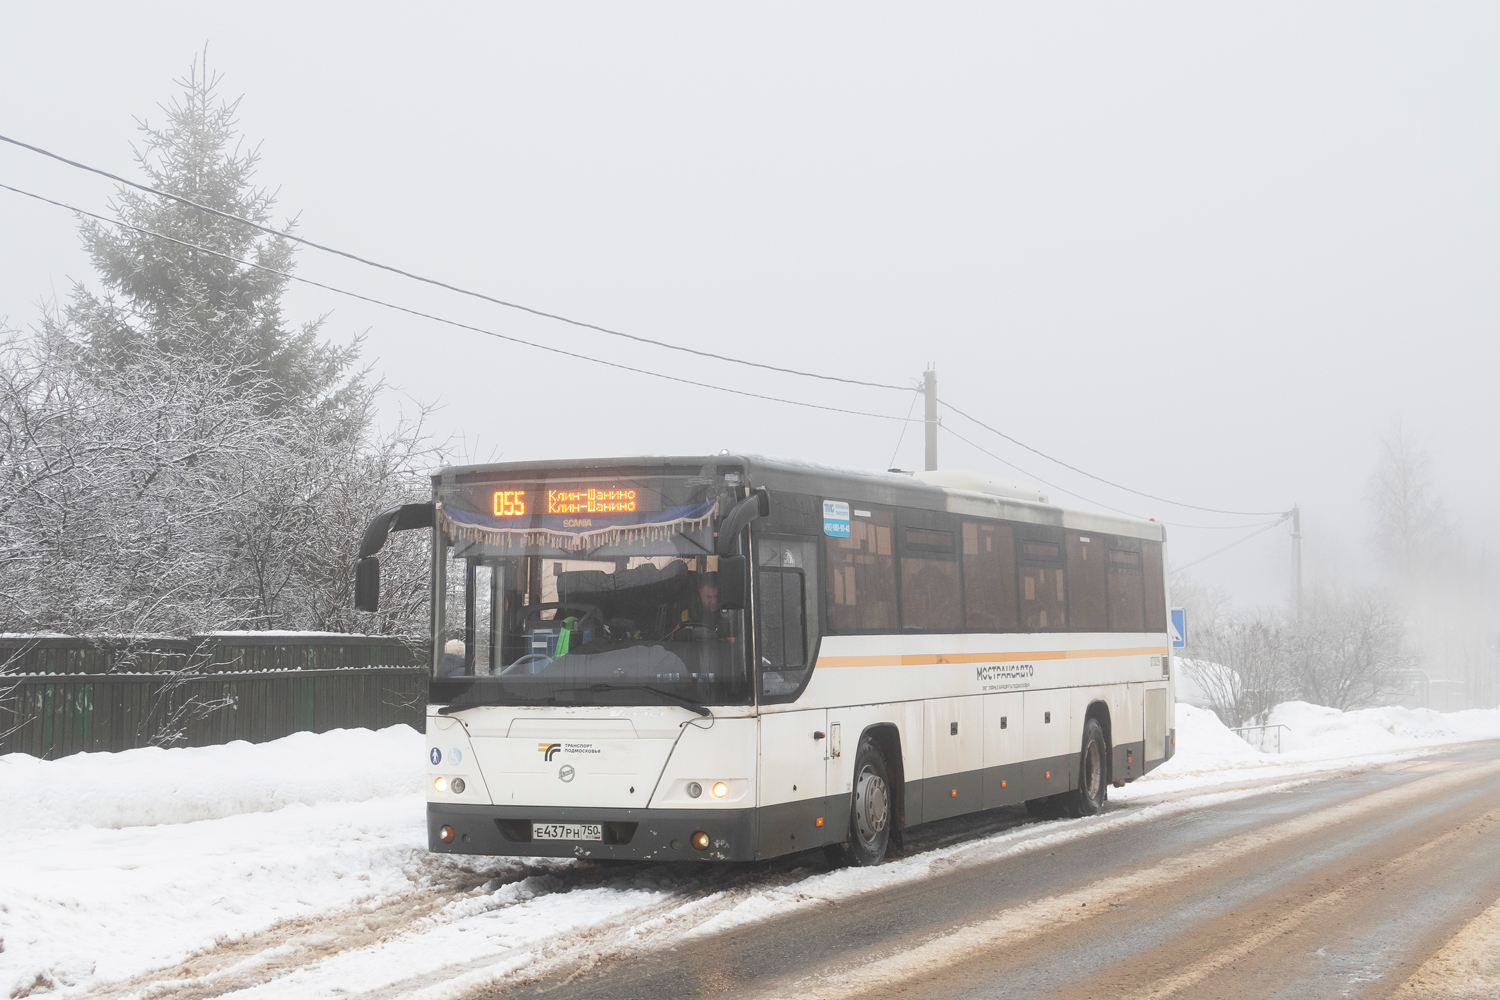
[718,555,749,610]
[355,556,381,612]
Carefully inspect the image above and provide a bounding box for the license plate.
[532,822,603,841]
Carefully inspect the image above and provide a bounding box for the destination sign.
[490,486,661,517]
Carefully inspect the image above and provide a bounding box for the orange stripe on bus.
[814,646,1167,668]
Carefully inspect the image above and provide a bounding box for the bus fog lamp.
[687,782,702,798]
[711,781,728,798]
[439,825,455,843]
[433,776,448,793]
[691,831,710,851]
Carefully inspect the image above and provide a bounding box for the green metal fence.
[0,634,429,759]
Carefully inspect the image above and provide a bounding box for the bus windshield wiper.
[587,683,712,717]
[437,692,557,715]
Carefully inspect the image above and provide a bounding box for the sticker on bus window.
[823,500,851,537]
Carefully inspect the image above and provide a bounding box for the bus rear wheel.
[1064,718,1109,818]
[831,738,892,867]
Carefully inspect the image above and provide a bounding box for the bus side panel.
[1022,689,1072,799]
[921,696,983,822]
[1144,683,1169,768]
[757,709,834,858]
[1114,682,1146,782]
[982,692,1025,809]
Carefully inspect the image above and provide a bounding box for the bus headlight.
[433,776,448,793]
[687,781,702,798]
[711,781,728,798]
[452,777,466,794]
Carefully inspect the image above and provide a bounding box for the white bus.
[355,456,1175,865]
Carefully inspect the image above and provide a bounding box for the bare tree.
[1183,615,1291,728]
[1368,422,1452,588]
[1285,588,1412,710]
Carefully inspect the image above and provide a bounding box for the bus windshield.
[429,470,752,709]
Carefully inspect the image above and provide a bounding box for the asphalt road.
[507,741,1500,1000]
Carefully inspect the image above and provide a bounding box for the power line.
[939,423,1155,521]
[1171,514,1292,573]
[939,399,1287,518]
[887,386,922,469]
[940,423,1282,530]
[1,134,1289,522]
[0,180,916,425]
[0,134,907,393]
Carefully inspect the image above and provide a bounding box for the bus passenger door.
[758,709,829,856]
[1022,689,1072,799]
[982,692,1024,808]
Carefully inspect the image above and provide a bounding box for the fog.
[2,3,1497,610]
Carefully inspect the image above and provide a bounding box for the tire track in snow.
[79,854,578,1000]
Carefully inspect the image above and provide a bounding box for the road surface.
[503,740,1500,1000]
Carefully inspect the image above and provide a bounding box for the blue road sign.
[1170,608,1186,648]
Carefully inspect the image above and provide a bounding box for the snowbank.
[0,725,424,833]
[1268,700,1500,754]
[1123,699,1500,799]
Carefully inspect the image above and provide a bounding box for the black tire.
[831,738,892,867]
[1063,718,1109,818]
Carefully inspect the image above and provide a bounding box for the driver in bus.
[675,572,723,637]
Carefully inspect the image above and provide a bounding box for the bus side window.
[962,521,1018,630]
[1143,540,1168,632]
[1106,539,1146,632]
[825,507,897,631]
[759,537,821,700]
[1066,532,1107,631]
[900,525,960,630]
[1017,535,1066,631]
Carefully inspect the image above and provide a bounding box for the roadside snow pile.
[1124,700,1500,799]
[0,724,424,833]
[1160,703,1268,773]
[0,726,476,999]
[1268,701,1500,755]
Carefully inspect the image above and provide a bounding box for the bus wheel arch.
[857,723,906,835]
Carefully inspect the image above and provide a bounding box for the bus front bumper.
[426,802,759,862]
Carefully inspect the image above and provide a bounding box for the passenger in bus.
[440,638,466,676]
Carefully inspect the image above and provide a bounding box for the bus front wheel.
[831,738,892,867]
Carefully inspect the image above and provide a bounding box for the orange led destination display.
[490,486,658,517]
[546,487,638,514]
[492,490,527,517]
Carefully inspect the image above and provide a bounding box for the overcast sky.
[2,4,1496,609]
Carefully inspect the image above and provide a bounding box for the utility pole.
[923,367,938,471]
[1291,505,1303,618]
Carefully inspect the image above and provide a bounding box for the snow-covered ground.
[4,704,1499,999]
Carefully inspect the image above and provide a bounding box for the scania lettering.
[353,457,1175,865]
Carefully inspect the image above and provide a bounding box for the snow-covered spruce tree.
[0,58,435,639]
